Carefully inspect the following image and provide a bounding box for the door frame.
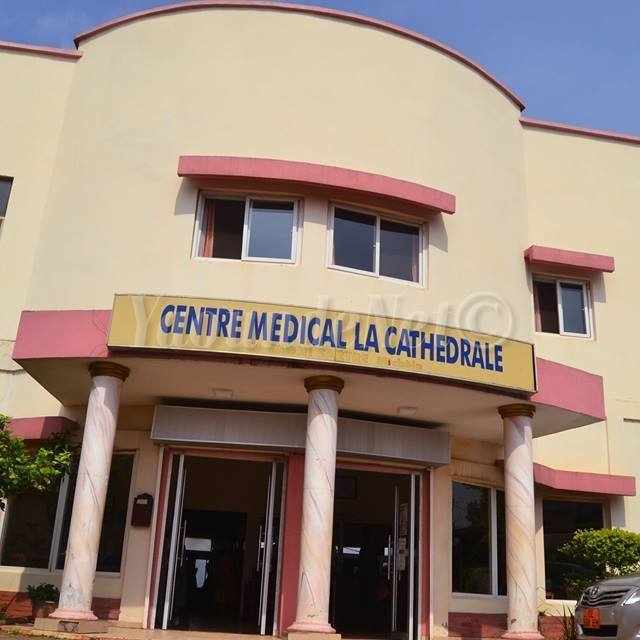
[146,446,287,631]
[331,459,430,640]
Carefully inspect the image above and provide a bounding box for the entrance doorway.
[331,468,420,640]
[153,454,284,635]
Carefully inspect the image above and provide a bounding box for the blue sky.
[2,1,639,135]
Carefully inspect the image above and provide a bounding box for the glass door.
[391,474,418,640]
[163,454,187,628]
[258,461,278,635]
[153,453,186,629]
[152,455,284,634]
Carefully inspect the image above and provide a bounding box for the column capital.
[88,361,130,381]
[498,403,536,419]
[304,375,344,394]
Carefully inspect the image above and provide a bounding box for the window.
[543,499,603,600]
[195,196,298,263]
[533,277,591,337]
[452,482,506,596]
[0,176,13,234]
[330,206,422,283]
[0,486,61,568]
[56,453,134,572]
[0,452,134,573]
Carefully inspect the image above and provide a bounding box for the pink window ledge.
[525,245,615,274]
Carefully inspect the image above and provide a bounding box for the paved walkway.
[1,627,280,640]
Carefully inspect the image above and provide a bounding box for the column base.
[501,631,544,640]
[34,617,109,634]
[49,607,98,621]
[287,620,340,639]
[288,633,341,640]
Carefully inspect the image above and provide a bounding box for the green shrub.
[559,528,640,593]
[0,414,75,510]
[560,606,576,640]
[25,583,59,603]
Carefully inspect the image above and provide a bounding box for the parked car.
[576,575,640,639]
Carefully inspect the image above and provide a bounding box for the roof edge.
[0,39,82,60]
[521,116,640,146]
[72,0,525,111]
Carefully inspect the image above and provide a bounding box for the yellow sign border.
[107,294,537,393]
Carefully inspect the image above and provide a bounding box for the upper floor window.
[533,277,591,337]
[0,176,13,233]
[329,205,422,284]
[194,196,299,263]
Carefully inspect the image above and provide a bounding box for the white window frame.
[451,481,505,599]
[193,193,300,265]
[327,203,425,286]
[533,276,592,338]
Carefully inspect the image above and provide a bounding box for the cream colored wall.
[429,438,509,637]
[0,49,75,420]
[23,8,532,352]
[0,17,536,619]
[524,128,640,531]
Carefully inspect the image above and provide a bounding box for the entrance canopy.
[13,309,606,443]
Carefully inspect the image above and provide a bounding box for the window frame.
[0,176,14,233]
[0,451,136,576]
[533,275,592,338]
[192,192,301,265]
[0,484,63,571]
[327,203,425,286]
[451,480,506,599]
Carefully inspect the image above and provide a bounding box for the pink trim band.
[525,245,615,273]
[534,463,636,497]
[0,40,82,60]
[178,155,456,214]
[73,1,524,110]
[13,310,111,360]
[7,416,76,441]
[532,358,605,421]
[521,116,640,146]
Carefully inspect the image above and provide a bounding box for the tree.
[0,414,75,510]
[559,528,640,593]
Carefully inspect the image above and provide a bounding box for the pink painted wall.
[420,470,430,639]
[525,244,615,273]
[7,416,76,440]
[533,358,606,420]
[278,453,304,634]
[13,309,111,360]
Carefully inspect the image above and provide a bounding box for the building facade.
[0,3,639,639]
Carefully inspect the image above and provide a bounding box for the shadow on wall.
[175,178,198,217]
[428,213,448,253]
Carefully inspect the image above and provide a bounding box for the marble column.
[51,362,129,621]
[499,404,543,640]
[288,375,344,636]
